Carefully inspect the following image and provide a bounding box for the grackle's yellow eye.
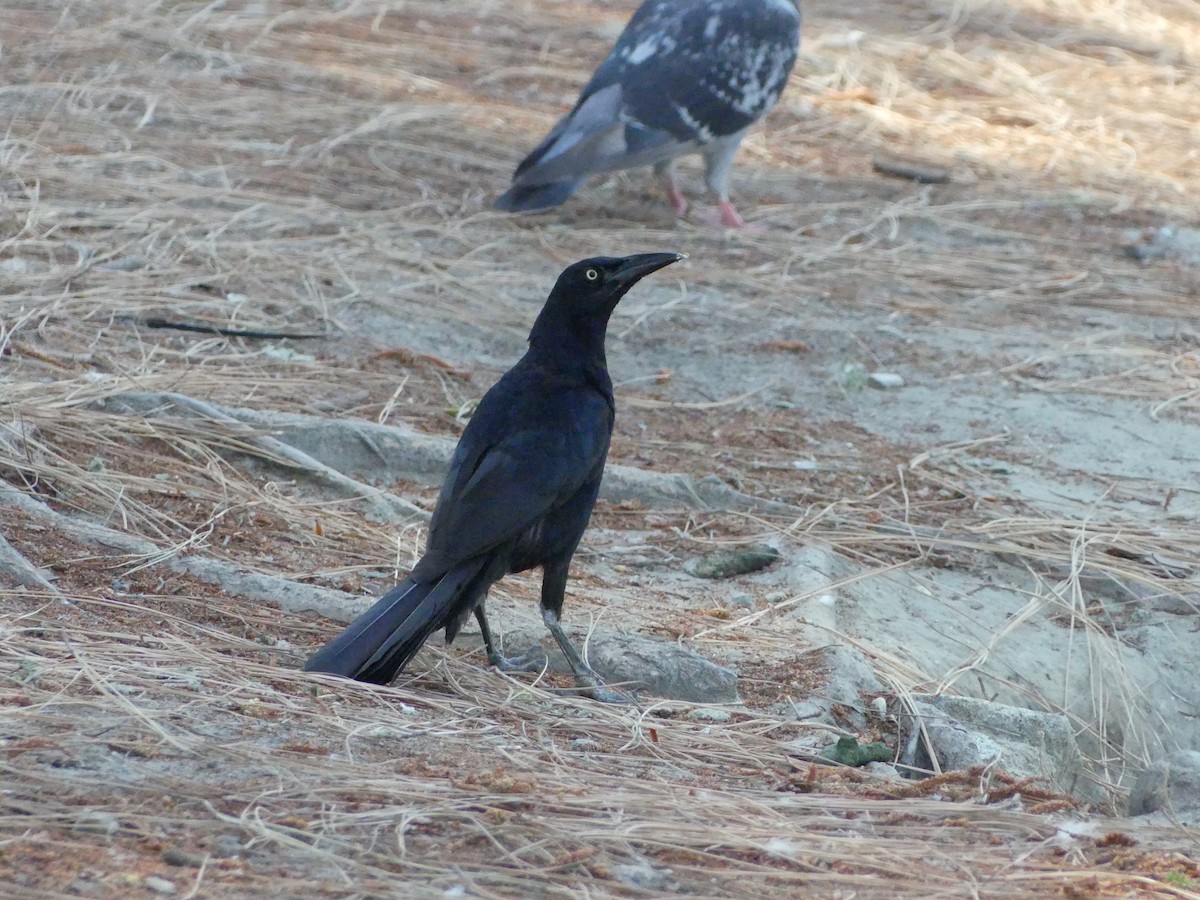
[585,268,599,281]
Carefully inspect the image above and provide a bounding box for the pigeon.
[493,0,802,227]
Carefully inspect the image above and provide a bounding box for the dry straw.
[2,0,1199,894]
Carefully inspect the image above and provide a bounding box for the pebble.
[725,591,755,610]
[214,834,244,858]
[97,256,147,272]
[868,372,905,389]
[613,860,670,890]
[689,708,733,723]
[144,876,177,895]
[161,848,203,868]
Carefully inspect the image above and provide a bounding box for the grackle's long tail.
[303,558,488,685]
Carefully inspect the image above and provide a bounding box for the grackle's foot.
[487,647,548,674]
[552,667,639,705]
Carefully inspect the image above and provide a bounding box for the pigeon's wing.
[412,378,613,578]
[509,0,800,188]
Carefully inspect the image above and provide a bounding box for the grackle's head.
[548,253,685,317]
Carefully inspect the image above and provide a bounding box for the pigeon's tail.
[492,178,585,213]
[303,559,487,685]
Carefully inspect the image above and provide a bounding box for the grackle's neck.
[527,305,613,373]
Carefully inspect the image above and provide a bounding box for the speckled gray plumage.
[494,0,801,226]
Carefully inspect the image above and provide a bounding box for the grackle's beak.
[612,252,686,284]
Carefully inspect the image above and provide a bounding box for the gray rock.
[213,834,244,858]
[899,694,1094,802]
[863,761,902,781]
[501,627,739,703]
[1128,750,1200,826]
[725,591,755,610]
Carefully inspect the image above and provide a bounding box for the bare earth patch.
[2,0,1199,896]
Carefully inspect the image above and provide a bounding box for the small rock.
[867,372,905,389]
[144,876,177,895]
[765,590,790,604]
[97,255,147,272]
[689,707,732,723]
[613,859,670,890]
[213,834,243,858]
[725,591,755,610]
[684,544,781,579]
[863,761,902,780]
[161,848,203,868]
[784,698,826,721]
[261,346,314,363]
[1128,750,1200,825]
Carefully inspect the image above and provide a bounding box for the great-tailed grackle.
[304,252,684,701]
[492,0,802,227]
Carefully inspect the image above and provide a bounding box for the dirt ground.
[2,0,1199,896]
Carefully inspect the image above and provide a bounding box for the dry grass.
[2,0,1199,895]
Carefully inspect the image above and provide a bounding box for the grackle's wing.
[412,385,613,578]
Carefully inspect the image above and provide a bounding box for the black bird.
[493,0,802,227]
[304,253,684,701]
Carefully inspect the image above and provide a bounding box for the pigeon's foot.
[695,203,762,231]
[656,166,689,217]
[665,184,689,217]
[717,199,746,228]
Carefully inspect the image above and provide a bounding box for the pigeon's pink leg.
[655,163,689,217]
[718,199,745,228]
[695,201,760,230]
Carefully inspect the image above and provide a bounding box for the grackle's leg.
[540,559,634,704]
[474,603,546,673]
